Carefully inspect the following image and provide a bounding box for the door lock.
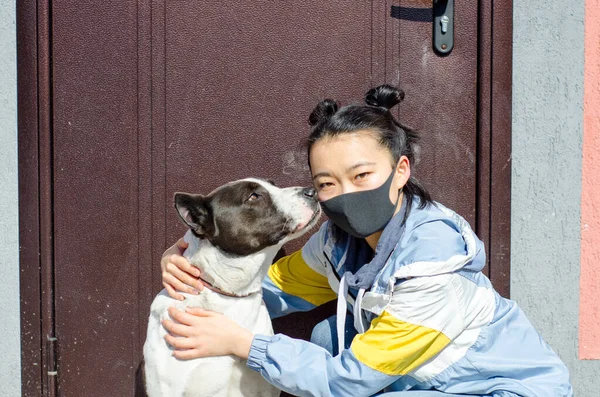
[433,0,454,55]
[440,15,450,34]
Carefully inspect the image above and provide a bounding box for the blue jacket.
[247,199,573,397]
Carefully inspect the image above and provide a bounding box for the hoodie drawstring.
[353,288,367,334]
[336,272,367,354]
[336,273,349,354]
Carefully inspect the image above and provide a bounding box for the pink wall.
[579,0,600,360]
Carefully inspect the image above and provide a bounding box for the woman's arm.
[162,274,467,397]
[262,222,337,318]
[161,307,406,397]
[162,306,254,359]
[263,250,337,318]
[244,274,465,397]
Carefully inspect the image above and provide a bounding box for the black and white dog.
[143,178,321,397]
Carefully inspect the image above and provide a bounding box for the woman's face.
[309,130,409,203]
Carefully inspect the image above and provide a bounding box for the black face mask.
[320,169,399,238]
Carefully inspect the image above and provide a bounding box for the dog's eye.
[247,192,261,202]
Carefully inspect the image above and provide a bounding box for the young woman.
[160,85,573,397]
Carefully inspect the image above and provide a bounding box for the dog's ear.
[174,192,214,238]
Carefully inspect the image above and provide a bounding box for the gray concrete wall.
[511,1,599,395]
[0,0,21,396]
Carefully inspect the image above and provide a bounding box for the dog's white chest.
[143,289,278,397]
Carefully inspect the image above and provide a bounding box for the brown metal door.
[18,1,512,396]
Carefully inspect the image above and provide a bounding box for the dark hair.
[307,84,433,214]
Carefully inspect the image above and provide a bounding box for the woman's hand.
[161,238,204,300]
[163,307,254,360]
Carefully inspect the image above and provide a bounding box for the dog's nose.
[302,187,317,200]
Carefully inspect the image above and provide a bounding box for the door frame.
[476,2,513,299]
[16,1,512,395]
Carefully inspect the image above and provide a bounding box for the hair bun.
[308,99,338,126]
[364,84,405,110]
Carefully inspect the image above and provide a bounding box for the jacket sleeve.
[262,222,337,319]
[249,273,466,396]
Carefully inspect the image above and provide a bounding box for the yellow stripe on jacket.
[351,310,451,376]
[267,250,337,307]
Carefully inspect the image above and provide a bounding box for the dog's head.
[174,178,321,256]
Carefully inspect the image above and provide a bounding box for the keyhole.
[441,16,449,34]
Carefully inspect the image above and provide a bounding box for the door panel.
[163,1,374,244]
[51,1,143,395]
[395,2,479,223]
[19,0,505,395]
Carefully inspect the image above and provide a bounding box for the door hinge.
[46,335,58,377]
